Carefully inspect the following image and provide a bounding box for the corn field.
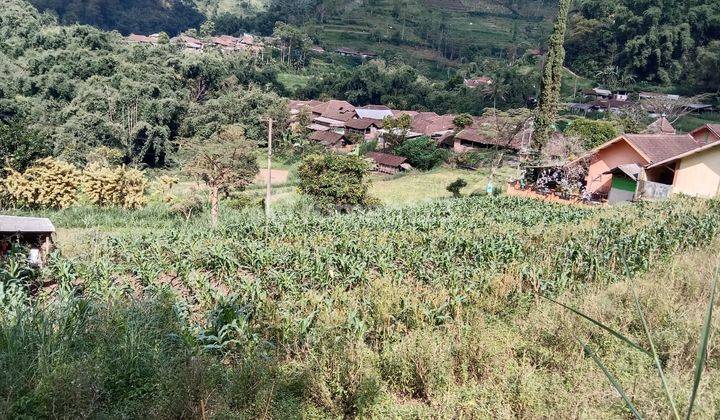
[3,195,720,418]
[34,196,720,348]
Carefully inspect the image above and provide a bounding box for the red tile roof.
[311,100,356,122]
[367,152,407,167]
[622,134,705,164]
[127,34,156,44]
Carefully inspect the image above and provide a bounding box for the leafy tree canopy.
[297,153,373,212]
[394,136,449,171]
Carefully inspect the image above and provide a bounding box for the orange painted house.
[582,134,704,196]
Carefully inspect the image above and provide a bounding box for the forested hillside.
[565,0,720,93]
[0,0,288,170]
[27,0,206,35]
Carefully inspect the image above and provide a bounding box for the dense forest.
[0,0,288,170]
[565,0,720,93]
[28,0,206,35]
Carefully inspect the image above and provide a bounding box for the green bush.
[394,136,449,170]
[565,117,618,149]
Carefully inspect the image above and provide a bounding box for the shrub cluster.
[83,164,149,209]
[2,158,149,210]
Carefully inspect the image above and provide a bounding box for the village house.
[345,118,383,137]
[453,116,532,153]
[310,130,346,149]
[639,92,680,101]
[171,34,204,51]
[335,47,376,59]
[589,98,636,113]
[581,133,708,198]
[0,216,55,265]
[126,33,159,45]
[210,35,242,52]
[411,114,456,137]
[463,76,493,88]
[311,100,356,122]
[366,152,408,175]
[583,87,612,100]
[644,133,720,198]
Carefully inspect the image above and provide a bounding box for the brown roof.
[455,127,525,150]
[310,130,345,146]
[127,34,156,44]
[211,35,240,47]
[367,152,407,167]
[411,114,456,135]
[392,110,419,118]
[289,100,323,113]
[607,134,706,164]
[311,100,356,122]
[691,124,720,141]
[645,117,675,134]
[346,118,381,130]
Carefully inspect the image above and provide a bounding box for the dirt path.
[254,169,289,185]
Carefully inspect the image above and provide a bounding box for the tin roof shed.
[0,216,55,234]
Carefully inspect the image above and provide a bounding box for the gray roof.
[0,216,55,233]
[603,163,643,180]
[356,108,393,120]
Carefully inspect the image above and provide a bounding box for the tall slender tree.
[532,0,572,152]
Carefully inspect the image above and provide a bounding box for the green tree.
[272,22,312,67]
[446,178,467,198]
[297,153,373,212]
[182,125,258,227]
[200,19,215,37]
[394,136,449,170]
[381,114,412,149]
[0,122,51,173]
[533,0,572,152]
[452,114,474,130]
[157,31,170,44]
[565,118,618,149]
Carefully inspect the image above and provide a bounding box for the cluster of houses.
[126,32,375,61]
[126,32,267,55]
[568,88,716,115]
[289,99,533,173]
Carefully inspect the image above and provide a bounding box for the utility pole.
[265,118,273,238]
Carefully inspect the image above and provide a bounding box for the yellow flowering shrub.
[4,157,81,209]
[82,163,148,209]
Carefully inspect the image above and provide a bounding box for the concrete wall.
[586,139,648,194]
[673,147,720,198]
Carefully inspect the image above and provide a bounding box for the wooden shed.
[366,152,408,175]
[0,216,56,265]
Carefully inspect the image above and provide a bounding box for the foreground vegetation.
[2,196,719,417]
